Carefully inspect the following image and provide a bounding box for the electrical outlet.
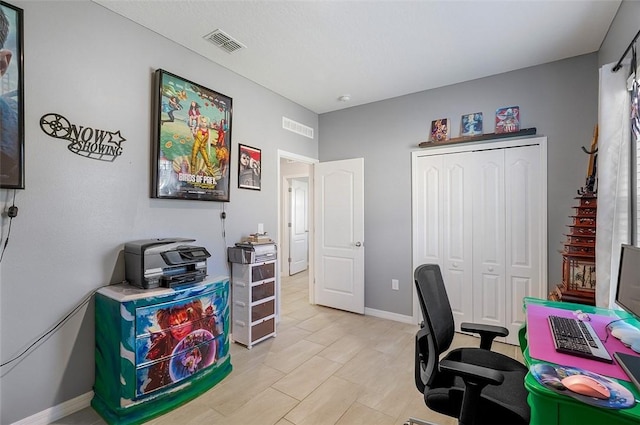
[392,279,399,290]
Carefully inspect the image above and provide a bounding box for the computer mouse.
[611,327,640,340]
[560,375,611,400]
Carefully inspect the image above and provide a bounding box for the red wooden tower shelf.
[551,194,597,305]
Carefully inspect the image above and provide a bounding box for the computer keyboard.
[548,315,613,363]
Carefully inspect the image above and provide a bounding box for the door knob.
[355,242,362,247]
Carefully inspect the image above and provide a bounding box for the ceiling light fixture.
[338,95,351,102]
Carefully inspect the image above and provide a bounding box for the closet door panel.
[505,145,541,342]
[473,150,505,327]
[414,155,443,266]
[443,153,473,328]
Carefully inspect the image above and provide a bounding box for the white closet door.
[443,152,474,328]
[412,137,547,342]
[414,154,444,268]
[414,153,473,328]
[504,145,542,343]
[472,149,506,330]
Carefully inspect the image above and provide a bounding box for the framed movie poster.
[0,2,24,189]
[237,144,261,190]
[151,69,232,201]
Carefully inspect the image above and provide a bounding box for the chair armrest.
[439,359,504,387]
[414,326,433,393]
[439,359,505,425]
[460,322,509,350]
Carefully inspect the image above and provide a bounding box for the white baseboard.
[11,391,93,425]
[365,307,415,324]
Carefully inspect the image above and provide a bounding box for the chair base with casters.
[408,264,530,425]
[404,418,435,425]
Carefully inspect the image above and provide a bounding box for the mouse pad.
[530,362,636,409]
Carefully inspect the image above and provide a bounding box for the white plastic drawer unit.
[231,260,277,348]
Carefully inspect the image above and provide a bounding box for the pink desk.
[526,303,637,381]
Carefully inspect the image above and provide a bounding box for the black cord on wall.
[0,189,17,263]
[0,283,115,368]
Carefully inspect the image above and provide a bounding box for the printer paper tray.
[161,269,206,287]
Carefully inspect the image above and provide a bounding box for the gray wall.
[598,0,640,67]
[0,1,317,423]
[319,54,599,315]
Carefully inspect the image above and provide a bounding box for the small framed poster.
[0,2,24,189]
[460,112,483,137]
[430,118,450,142]
[495,106,520,134]
[151,69,232,201]
[238,144,261,190]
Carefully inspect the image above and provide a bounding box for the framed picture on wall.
[151,69,232,201]
[460,112,483,137]
[429,118,449,142]
[495,106,520,134]
[0,2,24,189]
[238,144,261,190]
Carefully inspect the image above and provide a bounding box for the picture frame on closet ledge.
[495,106,520,134]
[460,112,483,137]
[429,118,450,142]
[238,144,261,190]
[0,2,24,189]
[151,69,232,202]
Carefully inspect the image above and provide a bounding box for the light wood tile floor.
[52,271,524,425]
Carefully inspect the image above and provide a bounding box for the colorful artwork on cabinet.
[135,291,228,396]
[152,69,232,202]
[495,106,520,133]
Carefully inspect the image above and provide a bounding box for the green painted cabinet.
[91,278,232,425]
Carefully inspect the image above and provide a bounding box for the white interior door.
[289,177,309,275]
[314,158,365,314]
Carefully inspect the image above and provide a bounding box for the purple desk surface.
[526,303,638,381]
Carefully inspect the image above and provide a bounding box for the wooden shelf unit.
[552,195,597,305]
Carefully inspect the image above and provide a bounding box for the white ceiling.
[93,0,621,114]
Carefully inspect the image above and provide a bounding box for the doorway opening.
[277,150,317,320]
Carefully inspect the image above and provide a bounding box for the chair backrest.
[414,264,455,355]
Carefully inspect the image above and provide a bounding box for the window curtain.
[596,61,631,308]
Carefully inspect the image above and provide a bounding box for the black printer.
[124,238,211,289]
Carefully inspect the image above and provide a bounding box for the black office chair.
[407,264,530,425]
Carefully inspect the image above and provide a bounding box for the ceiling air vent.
[283,117,314,140]
[204,29,245,54]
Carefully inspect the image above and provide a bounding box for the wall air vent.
[282,117,314,140]
[203,29,245,54]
